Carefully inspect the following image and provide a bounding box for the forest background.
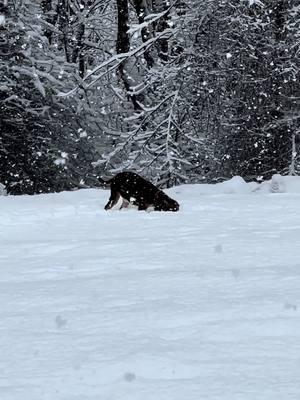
[0,0,299,195]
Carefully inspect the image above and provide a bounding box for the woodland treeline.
[0,0,299,194]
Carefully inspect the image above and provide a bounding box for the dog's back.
[112,171,158,198]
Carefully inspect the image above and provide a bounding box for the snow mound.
[254,174,300,194]
[218,176,257,194]
[169,176,257,199]
[217,174,300,195]
[170,175,300,203]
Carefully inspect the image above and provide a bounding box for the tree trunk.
[152,0,169,62]
[41,0,53,44]
[132,0,155,67]
[116,0,142,110]
[72,21,85,78]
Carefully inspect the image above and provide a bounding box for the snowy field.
[1,175,300,400]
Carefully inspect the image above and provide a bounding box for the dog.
[99,171,179,212]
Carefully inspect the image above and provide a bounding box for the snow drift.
[0,175,300,400]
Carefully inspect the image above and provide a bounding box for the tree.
[0,0,98,193]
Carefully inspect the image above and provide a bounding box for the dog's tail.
[97,176,111,188]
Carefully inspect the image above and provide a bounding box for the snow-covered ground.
[1,175,300,400]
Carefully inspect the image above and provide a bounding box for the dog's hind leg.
[105,185,122,210]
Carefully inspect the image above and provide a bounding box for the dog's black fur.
[99,171,179,212]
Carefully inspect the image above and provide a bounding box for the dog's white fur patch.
[110,195,139,211]
[110,194,124,210]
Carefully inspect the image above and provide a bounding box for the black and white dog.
[99,171,179,212]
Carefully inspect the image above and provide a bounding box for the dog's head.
[154,191,179,212]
